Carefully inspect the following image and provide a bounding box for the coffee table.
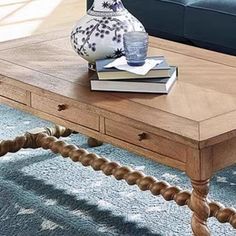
[0,28,235,236]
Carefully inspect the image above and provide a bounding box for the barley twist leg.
[191,179,210,236]
[0,125,73,157]
[209,202,236,228]
[1,125,236,233]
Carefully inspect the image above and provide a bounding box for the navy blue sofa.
[87,0,236,55]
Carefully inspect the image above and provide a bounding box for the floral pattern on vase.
[71,0,145,63]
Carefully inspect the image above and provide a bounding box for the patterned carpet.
[0,104,235,236]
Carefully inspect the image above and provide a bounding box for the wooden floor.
[0,0,85,42]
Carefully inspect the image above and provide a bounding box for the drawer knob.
[138,132,147,141]
[57,104,67,111]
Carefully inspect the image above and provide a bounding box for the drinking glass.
[123,31,148,66]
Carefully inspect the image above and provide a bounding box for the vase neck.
[90,0,125,13]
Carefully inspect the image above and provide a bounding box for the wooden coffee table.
[0,28,235,236]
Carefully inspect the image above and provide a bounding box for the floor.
[0,104,235,236]
[0,0,85,42]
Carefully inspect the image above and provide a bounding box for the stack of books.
[90,56,178,93]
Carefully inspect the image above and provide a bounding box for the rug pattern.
[0,104,235,236]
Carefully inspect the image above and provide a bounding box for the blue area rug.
[0,104,235,236]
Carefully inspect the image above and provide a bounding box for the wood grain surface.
[1,3,236,235]
[1,32,236,147]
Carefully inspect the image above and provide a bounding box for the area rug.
[0,104,235,236]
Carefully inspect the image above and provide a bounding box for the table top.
[1,28,236,148]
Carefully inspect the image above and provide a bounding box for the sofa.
[87,0,236,55]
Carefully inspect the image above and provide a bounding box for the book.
[91,66,177,94]
[96,56,171,80]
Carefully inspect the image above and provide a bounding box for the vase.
[70,0,145,67]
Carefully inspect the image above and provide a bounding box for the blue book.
[95,56,171,80]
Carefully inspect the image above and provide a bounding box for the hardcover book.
[96,56,171,80]
[91,66,177,94]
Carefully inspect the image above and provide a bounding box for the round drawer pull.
[57,104,68,111]
[138,132,147,141]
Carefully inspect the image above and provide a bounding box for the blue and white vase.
[71,0,145,66]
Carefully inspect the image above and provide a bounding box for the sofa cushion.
[87,0,194,42]
[185,0,236,55]
[122,0,191,41]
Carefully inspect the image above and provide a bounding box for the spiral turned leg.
[34,133,236,231]
[209,201,236,228]
[44,125,74,138]
[190,179,210,236]
[0,125,73,157]
[36,132,193,205]
[1,125,236,233]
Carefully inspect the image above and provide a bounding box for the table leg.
[87,137,103,147]
[190,179,210,236]
[1,126,235,234]
[0,125,73,156]
[186,147,213,236]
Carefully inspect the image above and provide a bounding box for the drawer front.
[105,119,187,163]
[31,93,99,131]
[0,81,27,104]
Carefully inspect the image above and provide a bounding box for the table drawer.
[31,93,99,131]
[0,81,27,104]
[105,119,187,163]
